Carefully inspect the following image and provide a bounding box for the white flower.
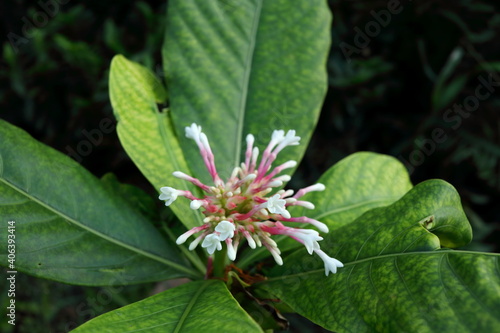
[176,232,190,245]
[159,187,179,206]
[265,194,291,218]
[315,249,343,276]
[190,200,203,210]
[226,239,237,260]
[271,130,285,143]
[243,230,257,249]
[277,130,300,149]
[310,183,326,192]
[294,229,323,255]
[215,221,235,241]
[268,246,283,265]
[201,233,222,254]
[185,123,202,142]
[246,134,255,146]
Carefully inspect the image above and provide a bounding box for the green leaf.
[431,47,467,111]
[72,280,264,333]
[301,152,413,229]
[100,173,158,221]
[261,180,500,332]
[0,120,200,285]
[237,152,412,268]
[109,54,202,230]
[163,0,331,181]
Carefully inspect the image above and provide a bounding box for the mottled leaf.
[109,55,202,229]
[262,180,500,332]
[237,152,412,268]
[163,0,331,181]
[302,152,413,229]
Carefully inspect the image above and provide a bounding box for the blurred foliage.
[296,0,500,253]
[0,0,499,332]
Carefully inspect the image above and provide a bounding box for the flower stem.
[212,245,228,278]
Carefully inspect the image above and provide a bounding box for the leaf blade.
[306,152,413,228]
[163,0,331,180]
[0,120,199,285]
[109,54,202,229]
[260,180,500,332]
[237,152,412,268]
[72,280,264,333]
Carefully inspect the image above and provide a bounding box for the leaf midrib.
[263,250,500,282]
[232,0,263,168]
[0,176,199,278]
[173,280,214,333]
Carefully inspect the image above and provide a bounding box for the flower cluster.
[159,124,343,275]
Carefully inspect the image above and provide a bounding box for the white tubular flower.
[226,239,237,260]
[251,147,259,164]
[271,130,285,144]
[215,221,236,242]
[215,221,235,241]
[246,134,255,147]
[241,173,257,183]
[265,194,291,218]
[159,187,179,206]
[294,230,323,255]
[310,220,329,233]
[276,130,300,150]
[253,234,262,247]
[172,171,190,180]
[281,160,297,169]
[176,225,208,245]
[269,247,283,265]
[267,180,283,188]
[185,123,202,142]
[274,175,291,182]
[190,200,203,210]
[299,201,315,209]
[201,233,222,254]
[188,234,204,250]
[243,230,256,249]
[176,232,191,245]
[199,132,212,153]
[315,249,344,276]
[280,189,295,198]
[310,183,326,191]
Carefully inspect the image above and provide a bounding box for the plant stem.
[212,244,227,278]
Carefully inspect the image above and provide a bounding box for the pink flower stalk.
[159,123,343,276]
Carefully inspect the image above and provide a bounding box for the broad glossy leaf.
[0,120,200,285]
[72,280,263,333]
[237,152,412,268]
[163,0,331,181]
[100,173,158,221]
[300,152,413,229]
[262,180,500,332]
[109,55,202,229]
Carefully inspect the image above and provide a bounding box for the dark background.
[1,0,499,332]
